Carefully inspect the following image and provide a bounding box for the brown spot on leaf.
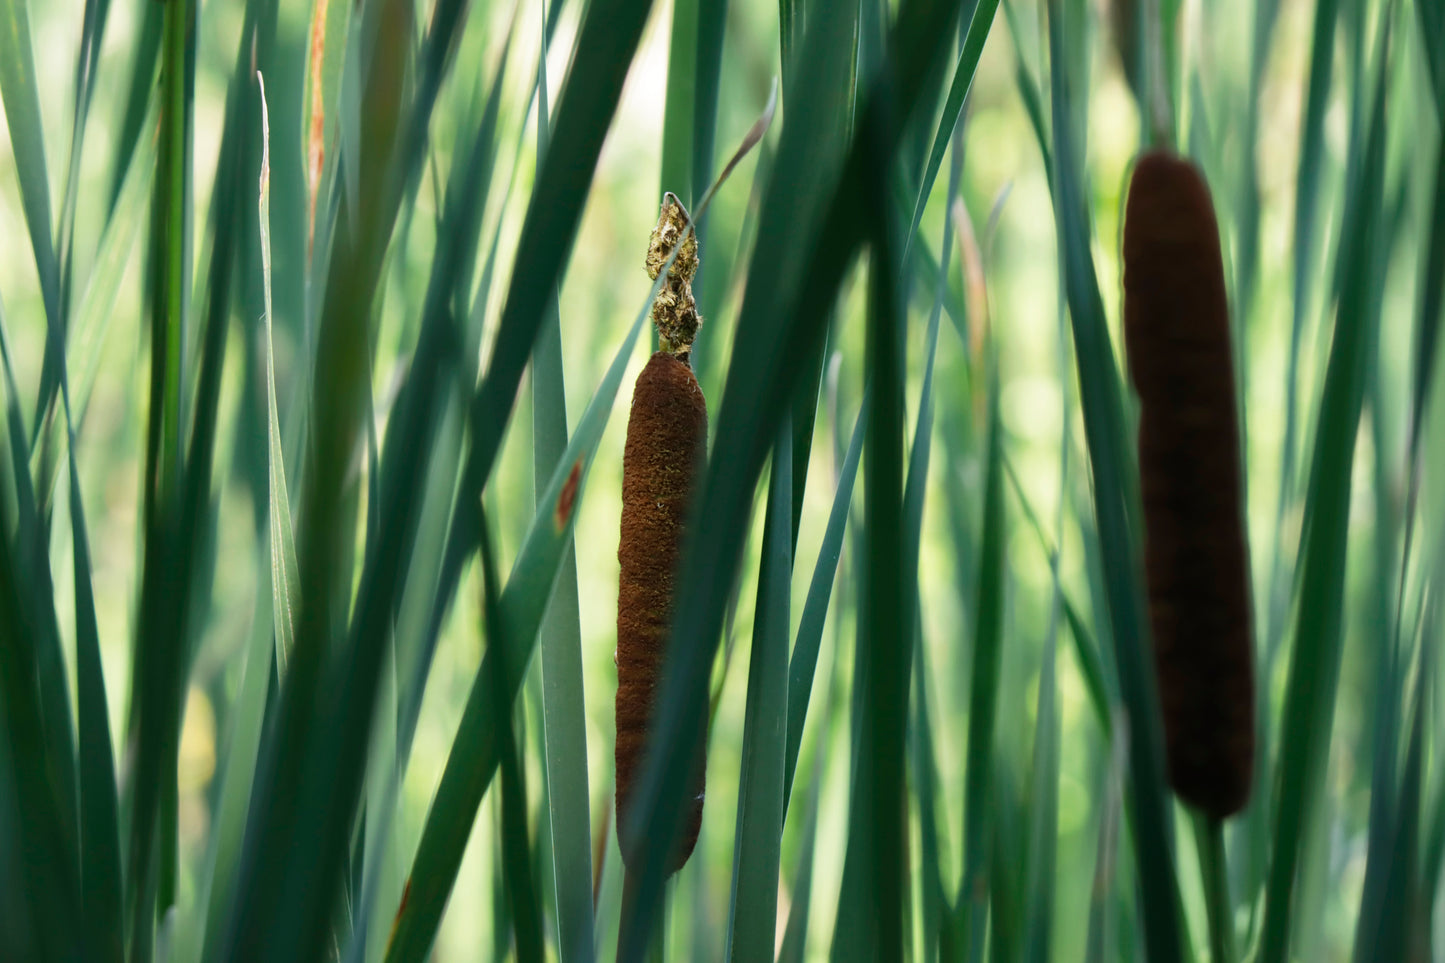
[384,877,412,956]
[555,458,583,531]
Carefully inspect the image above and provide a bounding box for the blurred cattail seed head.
[1122,150,1256,821]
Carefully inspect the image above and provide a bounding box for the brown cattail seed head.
[1122,150,1255,820]
[645,195,701,357]
[614,351,708,872]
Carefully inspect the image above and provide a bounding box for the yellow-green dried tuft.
[644,194,701,358]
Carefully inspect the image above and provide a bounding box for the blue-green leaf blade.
[68,445,121,963]
[1256,17,1392,962]
[782,396,864,813]
[724,421,792,962]
[530,16,595,957]
[902,0,1002,258]
[0,0,62,363]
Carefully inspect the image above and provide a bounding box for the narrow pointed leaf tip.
[693,77,777,217]
[257,70,300,678]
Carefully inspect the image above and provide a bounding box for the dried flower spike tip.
[1122,149,1255,821]
[645,194,702,359]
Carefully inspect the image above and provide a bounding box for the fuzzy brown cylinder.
[614,351,708,872]
[1122,150,1255,820]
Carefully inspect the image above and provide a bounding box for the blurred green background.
[0,0,1441,959]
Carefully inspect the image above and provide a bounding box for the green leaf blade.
[782,397,865,813]
[1257,19,1393,961]
[724,422,792,962]
[531,18,596,958]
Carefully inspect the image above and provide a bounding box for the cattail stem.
[1122,149,1255,820]
[648,879,668,963]
[1195,815,1236,963]
[620,860,671,962]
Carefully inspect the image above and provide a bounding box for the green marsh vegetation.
[0,0,1440,959]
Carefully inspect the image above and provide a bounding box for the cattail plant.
[4,0,1430,956]
[614,196,708,873]
[1122,150,1255,820]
